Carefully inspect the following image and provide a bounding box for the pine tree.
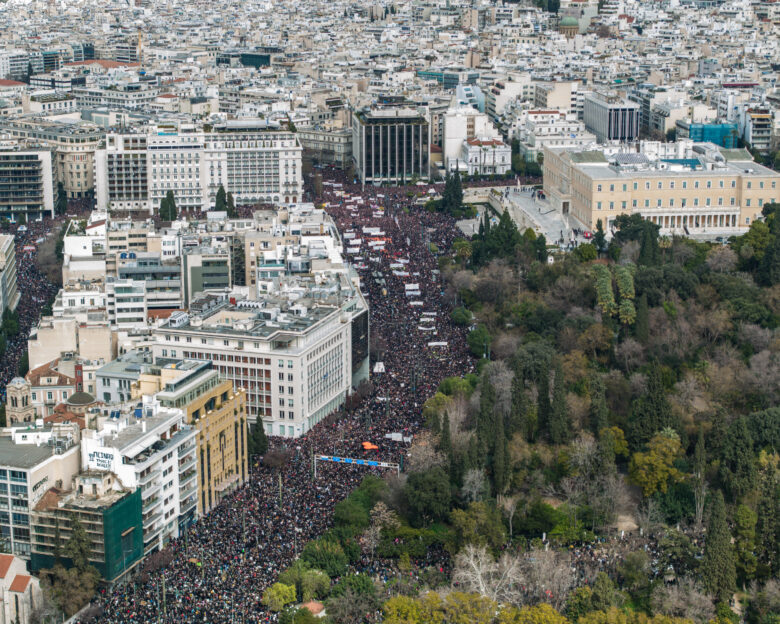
[719,417,757,502]
[549,362,570,444]
[439,412,452,458]
[693,428,707,527]
[754,466,779,578]
[478,379,497,451]
[537,367,551,438]
[452,171,463,214]
[492,416,509,495]
[594,218,606,253]
[635,293,649,344]
[227,192,237,218]
[702,491,736,603]
[627,363,675,449]
[248,421,269,456]
[734,504,757,588]
[55,182,68,216]
[160,191,177,221]
[589,375,609,436]
[508,370,527,438]
[64,516,92,573]
[215,184,227,212]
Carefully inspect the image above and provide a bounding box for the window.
[670,181,675,189]
[632,200,637,208]
[287,360,293,369]
[706,198,711,206]
[719,180,724,188]
[633,182,638,190]
[279,398,285,406]
[731,197,735,206]
[597,184,602,192]
[694,181,699,189]
[746,199,751,207]
[657,181,662,189]
[644,199,650,207]
[596,201,602,210]
[645,182,650,190]
[609,201,614,210]
[682,181,687,189]
[622,184,627,192]
[746,217,750,224]
[669,199,674,207]
[747,181,752,189]
[278,360,284,368]
[288,399,294,407]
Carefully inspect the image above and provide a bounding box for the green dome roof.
[560,17,579,26]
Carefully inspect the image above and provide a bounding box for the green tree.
[39,565,99,617]
[334,498,370,530]
[734,504,757,588]
[215,184,227,212]
[594,219,606,252]
[492,415,509,495]
[718,418,757,502]
[262,583,297,612]
[757,234,780,286]
[754,467,779,578]
[17,352,28,377]
[159,190,177,220]
[301,539,348,577]
[589,375,609,435]
[55,182,68,216]
[590,572,620,611]
[403,466,451,527]
[63,516,92,573]
[629,430,683,497]
[627,364,675,449]
[467,324,492,358]
[226,192,237,218]
[537,367,551,436]
[702,491,736,603]
[248,421,269,456]
[549,362,570,444]
[635,293,649,344]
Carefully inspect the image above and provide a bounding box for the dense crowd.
[0,218,61,400]
[81,176,474,623]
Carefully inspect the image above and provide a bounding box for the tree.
[55,182,68,216]
[629,430,683,497]
[159,190,177,220]
[718,417,757,502]
[450,502,507,553]
[537,367,551,436]
[702,491,736,603]
[618,550,651,594]
[650,579,714,623]
[39,565,99,617]
[594,219,606,252]
[403,466,451,527]
[327,588,379,624]
[692,429,707,528]
[63,516,91,573]
[262,583,297,612]
[627,364,675,449]
[635,293,649,344]
[215,184,227,212]
[754,466,779,578]
[248,422,269,456]
[589,375,609,435]
[467,325,492,358]
[734,504,758,589]
[226,192,237,218]
[549,363,570,444]
[301,539,348,577]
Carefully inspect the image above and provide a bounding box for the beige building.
[0,118,103,199]
[139,361,248,516]
[0,553,42,624]
[543,143,780,234]
[27,316,114,371]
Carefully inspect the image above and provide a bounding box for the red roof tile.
[0,80,26,87]
[9,575,31,593]
[0,554,13,579]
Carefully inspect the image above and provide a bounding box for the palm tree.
[659,235,672,263]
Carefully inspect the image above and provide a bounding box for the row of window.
[596,179,776,192]
[595,196,771,211]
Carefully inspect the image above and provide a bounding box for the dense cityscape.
[0,0,777,623]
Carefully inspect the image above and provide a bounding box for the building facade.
[583,92,640,143]
[0,149,55,221]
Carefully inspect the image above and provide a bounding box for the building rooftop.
[0,437,57,469]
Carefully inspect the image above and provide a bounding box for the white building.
[80,401,197,555]
[95,123,304,214]
[443,106,504,172]
[105,278,147,330]
[516,111,597,162]
[151,275,369,438]
[460,138,512,176]
[0,235,19,314]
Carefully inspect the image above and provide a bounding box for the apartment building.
[152,276,369,438]
[0,119,103,199]
[543,142,780,234]
[0,235,19,314]
[152,361,248,515]
[72,83,158,110]
[352,107,430,185]
[443,106,504,172]
[181,246,231,307]
[105,278,147,330]
[79,401,197,555]
[516,112,596,162]
[298,127,353,168]
[30,473,143,583]
[0,149,55,221]
[0,424,81,557]
[117,252,182,311]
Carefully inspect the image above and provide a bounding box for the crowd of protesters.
[79,174,475,623]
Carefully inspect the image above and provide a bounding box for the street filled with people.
[77,175,475,622]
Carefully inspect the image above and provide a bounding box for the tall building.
[0,149,55,221]
[79,401,197,555]
[352,107,430,185]
[181,246,231,307]
[152,361,248,515]
[95,123,304,214]
[583,92,640,143]
[152,276,369,438]
[0,424,81,558]
[30,473,143,583]
[0,235,19,314]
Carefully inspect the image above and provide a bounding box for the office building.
[0,149,55,221]
[152,361,248,515]
[152,275,369,438]
[352,107,430,185]
[181,246,231,308]
[583,92,640,143]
